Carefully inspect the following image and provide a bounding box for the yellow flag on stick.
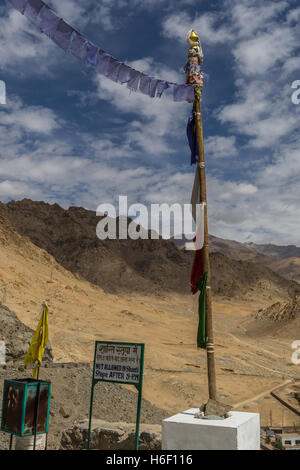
[23,301,49,379]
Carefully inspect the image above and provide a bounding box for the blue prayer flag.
[118,64,132,84]
[40,6,60,39]
[127,70,141,92]
[70,32,87,60]
[8,0,27,14]
[24,0,44,23]
[174,84,194,102]
[85,41,99,66]
[96,52,111,75]
[149,78,159,98]
[187,113,199,165]
[156,80,170,98]
[139,75,151,95]
[105,58,122,81]
[52,19,73,52]
[9,0,201,103]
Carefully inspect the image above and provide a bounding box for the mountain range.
[1,199,300,303]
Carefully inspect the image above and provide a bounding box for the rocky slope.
[2,200,190,296]
[255,297,300,322]
[243,295,300,340]
[211,253,300,301]
[0,302,52,363]
[247,242,300,260]
[266,257,300,284]
[210,235,300,263]
[1,199,299,301]
[210,236,300,284]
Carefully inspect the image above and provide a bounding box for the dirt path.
[228,332,283,360]
[233,379,293,409]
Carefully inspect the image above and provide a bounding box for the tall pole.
[185,29,218,402]
[194,92,217,401]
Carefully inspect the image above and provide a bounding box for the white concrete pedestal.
[162,409,260,450]
[14,434,46,450]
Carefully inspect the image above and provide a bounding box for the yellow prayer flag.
[23,301,49,379]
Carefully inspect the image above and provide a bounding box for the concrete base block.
[162,409,260,450]
[14,434,46,451]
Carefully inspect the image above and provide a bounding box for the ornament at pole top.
[185,29,204,101]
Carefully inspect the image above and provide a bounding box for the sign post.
[87,341,145,450]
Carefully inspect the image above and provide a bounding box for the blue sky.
[0,0,300,244]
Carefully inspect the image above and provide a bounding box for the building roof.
[276,434,300,439]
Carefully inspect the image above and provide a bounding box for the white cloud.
[162,10,231,45]
[205,136,238,158]
[233,184,258,195]
[286,6,300,24]
[86,0,197,31]
[283,57,300,76]
[218,80,271,125]
[0,94,299,245]
[233,26,296,75]
[229,1,289,38]
[204,130,300,245]
[0,180,41,198]
[218,78,298,149]
[0,97,60,134]
[0,90,189,210]
[258,142,300,184]
[93,57,189,157]
[0,8,56,72]
[243,115,296,149]
[47,0,88,26]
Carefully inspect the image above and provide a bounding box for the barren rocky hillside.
[210,235,300,263]
[266,257,300,284]
[211,253,300,301]
[254,296,300,336]
[210,236,300,285]
[1,199,299,301]
[255,297,300,322]
[248,242,300,260]
[2,200,189,296]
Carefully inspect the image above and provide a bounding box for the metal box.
[1,378,51,436]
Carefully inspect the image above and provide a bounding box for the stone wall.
[60,419,162,450]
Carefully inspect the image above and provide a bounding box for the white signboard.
[94,342,142,384]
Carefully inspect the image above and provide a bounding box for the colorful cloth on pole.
[196,272,207,349]
[185,30,204,86]
[23,301,49,378]
[8,0,195,102]
[190,165,202,224]
[190,166,204,294]
[190,243,204,294]
[187,113,199,164]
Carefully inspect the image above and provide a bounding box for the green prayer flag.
[196,272,207,349]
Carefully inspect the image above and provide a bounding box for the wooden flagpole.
[194,92,217,401]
